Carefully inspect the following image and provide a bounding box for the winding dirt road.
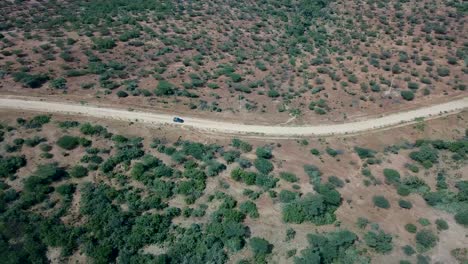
[0,96,466,137]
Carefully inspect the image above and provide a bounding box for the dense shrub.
[13,72,49,88]
[327,176,344,188]
[402,245,415,256]
[373,195,390,209]
[454,210,468,226]
[279,172,298,183]
[239,201,259,218]
[383,168,401,185]
[405,223,417,233]
[254,158,273,174]
[232,138,252,152]
[435,219,448,230]
[294,230,359,263]
[154,80,175,96]
[354,146,375,159]
[415,229,438,251]
[69,165,88,178]
[279,190,299,203]
[56,135,80,150]
[364,231,393,253]
[398,199,412,209]
[256,147,272,159]
[401,90,415,101]
[0,155,27,178]
[250,237,272,256]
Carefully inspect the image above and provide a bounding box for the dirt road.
[0,97,466,137]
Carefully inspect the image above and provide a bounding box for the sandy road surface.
[0,97,467,138]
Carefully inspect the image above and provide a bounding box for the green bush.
[116,90,128,98]
[383,168,401,185]
[56,135,80,150]
[415,229,438,251]
[50,77,67,89]
[435,219,448,230]
[328,176,344,188]
[402,245,415,256]
[405,223,417,233]
[398,199,412,209]
[418,218,431,226]
[69,165,88,178]
[397,185,411,196]
[310,148,320,156]
[239,201,259,218]
[364,231,393,253]
[454,210,468,226]
[373,195,390,209]
[154,80,175,96]
[279,172,298,183]
[250,237,272,256]
[256,147,272,159]
[354,146,375,159]
[13,72,49,88]
[279,190,299,203]
[254,158,273,174]
[401,90,415,101]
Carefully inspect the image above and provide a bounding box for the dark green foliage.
[17,115,51,129]
[239,201,259,218]
[303,164,322,185]
[116,90,128,98]
[356,217,369,229]
[280,172,298,183]
[232,138,252,152]
[250,237,272,255]
[57,120,80,129]
[256,147,272,159]
[285,228,296,241]
[328,176,344,188]
[401,90,415,101]
[397,185,411,196]
[69,165,88,178]
[92,37,116,50]
[409,144,438,168]
[282,185,341,225]
[222,150,240,164]
[326,147,339,157]
[254,158,273,174]
[50,77,67,89]
[294,230,359,264]
[435,219,448,230]
[354,146,375,159]
[22,163,67,207]
[154,80,175,96]
[255,174,278,189]
[56,135,80,150]
[383,168,401,185]
[13,72,49,88]
[364,230,393,253]
[0,155,26,178]
[454,210,468,226]
[279,190,299,203]
[373,195,390,209]
[402,245,415,256]
[80,123,109,137]
[56,183,76,197]
[415,229,438,251]
[398,199,412,209]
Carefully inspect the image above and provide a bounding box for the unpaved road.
[0,97,467,138]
